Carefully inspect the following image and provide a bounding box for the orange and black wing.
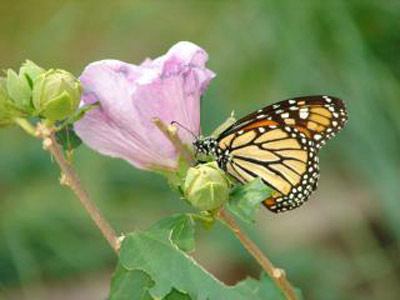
[217,95,347,213]
[220,95,347,149]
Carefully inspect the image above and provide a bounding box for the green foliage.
[109,267,155,300]
[228,178,273,224]
[55,124,82,151]
[110,216,287,300]
[153,214,196,253]
[162,289,192,300]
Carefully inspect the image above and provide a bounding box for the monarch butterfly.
[193,95,348,213]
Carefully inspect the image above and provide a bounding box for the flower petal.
[75,41,215,170]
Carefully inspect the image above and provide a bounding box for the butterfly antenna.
[171,121,198,139]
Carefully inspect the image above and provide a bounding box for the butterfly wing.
[220,95,347,149]
[218,124,319,212]
[217,95,347,213]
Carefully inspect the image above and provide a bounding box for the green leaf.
[162,289,192,300]
[55,124,82,151]
[227,178,274,224]
[153,214,196,253]
[109,266,155,300]
[114,220,275,300]
[252,273,303,300]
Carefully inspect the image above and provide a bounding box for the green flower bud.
[19,60,45,86]
[0,77,26,127]
[6,68,32,110]
[32,69,82,121]
[4,60,45,112]
[183,162,230,211]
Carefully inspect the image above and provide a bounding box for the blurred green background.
[1,0,400,299]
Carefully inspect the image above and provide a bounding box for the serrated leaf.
[55,124,82,151]
[153,214,196,253]
[109,266,155,300]
[115,221,273,300]
[162,288,192,300]
[227,178,273,223]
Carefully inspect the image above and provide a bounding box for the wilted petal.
[75,41,215,170]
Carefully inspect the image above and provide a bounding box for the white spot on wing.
[281,112,289,119]
[299,109,309,119]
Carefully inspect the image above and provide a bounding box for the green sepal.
[154,153,192,191]
[0,77,27,127]
[227,178,274,224]
[6,69,33,111]
[39,90,76,120]
[19,60,45,88]
[59,102,99,129]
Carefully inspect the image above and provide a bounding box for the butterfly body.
[194,95,348,213]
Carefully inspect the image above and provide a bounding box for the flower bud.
[4,60,45,112]
[6,69,32,110]
[32,69,82,121]
[0,77,26,127]
[19,60,45,85]
[183,162,230,211]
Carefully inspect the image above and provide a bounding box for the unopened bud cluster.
[0,60,82,126]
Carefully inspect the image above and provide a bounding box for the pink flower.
[74,42,215,170]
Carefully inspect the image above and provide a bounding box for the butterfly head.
[193,137,218,156]
[193,137,230,170]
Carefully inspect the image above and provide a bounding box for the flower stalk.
[219,209,298,300]
[36,123,120,253]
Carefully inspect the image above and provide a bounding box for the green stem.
[219,209,298,300]
[14,118,37,136]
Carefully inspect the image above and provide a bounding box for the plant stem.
[14,118,37,136]
[37,124,120,253]
[153,118,195,165]
[219,209,298,300]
